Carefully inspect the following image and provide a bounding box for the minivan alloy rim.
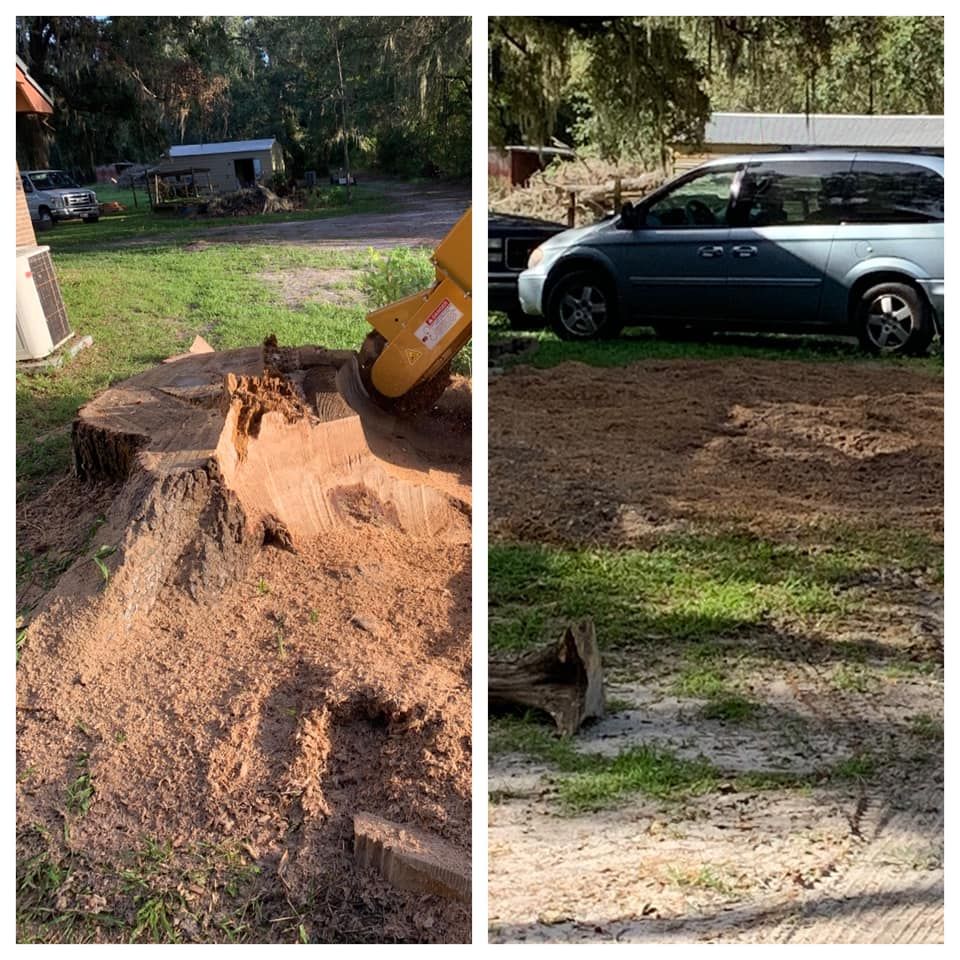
[866,294,915,350]
[559,285,606,335]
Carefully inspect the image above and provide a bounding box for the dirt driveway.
[118,180,470,250]
[488,357,943,944]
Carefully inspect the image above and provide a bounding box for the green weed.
[360,245,434,307]
[830,663,872,692]
[907,713,943,740]
[830,752,877,780]
[673,667,728,699]
[66,754,94,816]
[667,864,736,895]
[701,694,760,722]
[90,545,117,584]
[131,894,180,943]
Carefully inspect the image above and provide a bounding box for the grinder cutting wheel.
[337,208,472,417]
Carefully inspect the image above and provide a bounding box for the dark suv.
[518,151,944,355]
[488,212,565,326]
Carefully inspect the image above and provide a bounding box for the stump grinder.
[337,208,472,417]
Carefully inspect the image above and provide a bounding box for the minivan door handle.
[732,244,758,258]
[697,245,724,259]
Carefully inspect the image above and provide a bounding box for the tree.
[15,16,472,180]
[488,16,944,164]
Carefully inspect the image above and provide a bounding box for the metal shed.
[156,138,285,193]
[702,112,944,154]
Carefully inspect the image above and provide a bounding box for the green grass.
[907,713,943,740]
[489,714,719,810]
[16,827,274,944]
[556,745,721,812]
[17,242,435,502]
[829,663,873,692]
[489,312,944,373]
[488,533,876,652]
[701,694,760,722]
[489,529,943,653]
[672,666,729,699]
[490,714,875,813]
[830,752,877,780]
[42,183,394,252]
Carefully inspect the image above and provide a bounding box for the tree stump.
[488,619,604,735]
[55,339,470,639]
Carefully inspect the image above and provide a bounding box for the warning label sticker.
[405,348,422,365]
[414,297,463,350]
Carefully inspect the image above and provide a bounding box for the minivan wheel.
[857,282,933,356]
[547,271,622,340]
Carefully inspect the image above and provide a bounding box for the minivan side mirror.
[618,201,641,230]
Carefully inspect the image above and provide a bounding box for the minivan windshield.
[27,171,79,190]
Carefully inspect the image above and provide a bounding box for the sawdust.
[16,343,472,943]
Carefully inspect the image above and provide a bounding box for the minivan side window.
[643,169,736,228]
[732,160,853,227]
[845,161,943,224]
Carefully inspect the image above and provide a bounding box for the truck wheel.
[547,270,622,341]
[857,282,933,356]
[36,207,54,231]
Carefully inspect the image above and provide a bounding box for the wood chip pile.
[490,157,670,226]
[206,184,294,217]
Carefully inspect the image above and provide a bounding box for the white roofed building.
[156,138,285,193]
[675,112,943,172]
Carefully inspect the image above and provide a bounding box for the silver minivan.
[518,151,943,355]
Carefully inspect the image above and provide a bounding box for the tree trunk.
[334,23,352,204]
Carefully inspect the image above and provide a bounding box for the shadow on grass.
[488,533,941,655]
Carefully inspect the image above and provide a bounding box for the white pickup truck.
[21,169,99,229]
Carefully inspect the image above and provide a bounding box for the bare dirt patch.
[17,343,471,943]
[490,358,942,548]
[488,357,942,944]
[258,267,365,308]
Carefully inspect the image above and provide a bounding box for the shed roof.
[704,113,944,149]
[169,138,276,157]
[505,145,576,157]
